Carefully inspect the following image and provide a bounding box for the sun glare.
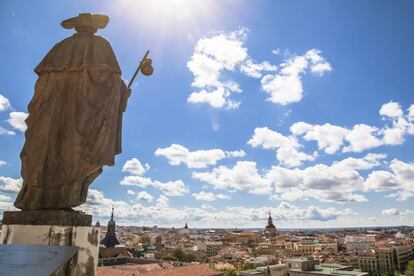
[108,0,219,34]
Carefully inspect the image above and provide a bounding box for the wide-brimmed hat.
[61,13,109,30]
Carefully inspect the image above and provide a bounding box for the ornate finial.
[269,211,271,218]
[111,205,114,221]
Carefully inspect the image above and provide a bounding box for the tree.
[405,260,414,276]
[242,262,257,271]
[222,269,237,276]
[162,255,176,261]
[141,235,151,246]
[183,253,196,263]
[173,248,185,261]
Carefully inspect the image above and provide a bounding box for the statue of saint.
[14,14,141,210]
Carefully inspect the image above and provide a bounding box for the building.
[240,264,289,276]
[355,245,414,275]
[178,222,191,235]
[356,254,378,275]
[101,206,120,248]
[394,245,414,272]
[287,257,368,276]
[196,241,223,257]
[99,206,128,259]
[97,263,223,276]
[344,235,375,252]
[288,257,319,271]
[294,242,317,254]
[294,241,338,255]
[264,212,278,238]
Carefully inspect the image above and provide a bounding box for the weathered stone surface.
[13,13,130,210]
[3,210,92,226]
[1,224,100,276]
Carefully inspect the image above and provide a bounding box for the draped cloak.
[14,32,130,210]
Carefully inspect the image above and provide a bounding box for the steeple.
[100,205,120,248]
[184,222,188,229]
[265,210,277,237]
[268,211,273,225]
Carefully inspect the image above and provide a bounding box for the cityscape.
[95,208,414,275]
[0,0,413,275]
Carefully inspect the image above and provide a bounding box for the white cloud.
[121,175,189,197]
[121,175,153,188]
[364,171,399,192]
[192,191,231,201]
[240,59,277,78]
[384,191,414,201]
[248,127,315,167]
[401,209,414,216]
[122,158,150,176]
[343,124,382,153]
[0,176,22,193]
[152,180,189,197]
[268,153,385,203]
[0,194,13,210]
[291,123,348,154]
[79,189,353,227]
[0,127,15,136]
[187,87,228,109]
[8,112,28,132]
[306,49,332,76]
[0,160,6,167]
[187,28,248,109]
[136,191,154,202]
[408,105,414,119]
[364,159,414,200]
[261,73,304,105]
[121,157,189,197]
[289,102,414,155]
[381,118,408,145]
[0,94,11,112]
[261,49,331,105]
[380,102,403,118]
[201,203,215,210]
[187,28,277,109]
[155,144,244,169]
[126,189,136,195]
[225,150,246,158]
[382,208,399,216]
[192,161,272,195]
[216,193,231,200]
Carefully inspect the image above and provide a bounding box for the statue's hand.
[126,88,132,98]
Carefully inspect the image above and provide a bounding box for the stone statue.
[14,13,151,210]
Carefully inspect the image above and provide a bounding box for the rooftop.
[97,263,222,276]
[290,264,368,276]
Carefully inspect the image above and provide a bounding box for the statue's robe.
[14,32,130,210]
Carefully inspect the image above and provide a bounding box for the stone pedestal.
[1,211,100,276]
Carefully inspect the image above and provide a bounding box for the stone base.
[2,210,92,226]
[1,224,100,276]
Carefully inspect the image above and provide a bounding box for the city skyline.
[0,0,414,228]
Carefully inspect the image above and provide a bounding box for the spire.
[268,211,273,225]
[101,204,120,248]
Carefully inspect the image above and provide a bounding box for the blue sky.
[0,0,414,228]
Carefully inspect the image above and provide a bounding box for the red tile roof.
[97,264,222,276]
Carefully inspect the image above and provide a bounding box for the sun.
[107,0,220,35]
